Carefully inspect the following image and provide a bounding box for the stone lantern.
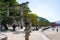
[24,20,31,40]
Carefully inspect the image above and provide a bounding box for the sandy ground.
[0,27,44,40]
[43,28,60,40]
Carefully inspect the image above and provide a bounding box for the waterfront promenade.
[43,26,60,40]
[1,26,60,40]
[0,27,50,40]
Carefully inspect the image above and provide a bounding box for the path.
[39,29,51,40]
[43,27,60,40]
[0,27,51,40]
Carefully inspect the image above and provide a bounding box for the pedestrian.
[36,26,38,31]
[12,24,16,31]
[21,26,23,29]
[56,28,58,32]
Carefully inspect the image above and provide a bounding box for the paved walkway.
[0,27,50,40]
[43,27,60,40]
[39,29,50,40]
[30,31,44,40]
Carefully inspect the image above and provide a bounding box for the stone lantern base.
[0,34,7,40]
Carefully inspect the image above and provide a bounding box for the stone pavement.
[39,29,50,40]
[43,27,60,40]
[29,31,44,40]
[0,27,50,40]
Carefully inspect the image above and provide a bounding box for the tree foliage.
[0,0,50,27]
[38,17,50,27]
[0,2,7,15]
[0,0,19,24]
[0,0,18,6]
[23,4,31,21]
[28,14,38,26]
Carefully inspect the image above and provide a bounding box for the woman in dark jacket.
[12,24,16,31]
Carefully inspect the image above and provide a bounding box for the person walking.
[36,25,38,31]
[12,24,16,31]
[56,28,58,32]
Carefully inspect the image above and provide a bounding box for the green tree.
[0,2,7,15]
[38,17,50,27]
[28,14,38,26]
[0,0,19,24]
[22,3,31,21]
[0,0,18,6]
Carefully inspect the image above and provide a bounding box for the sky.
[17,0,60,22]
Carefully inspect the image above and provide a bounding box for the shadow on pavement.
[13,31,25,34]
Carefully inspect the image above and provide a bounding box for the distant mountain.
[38,17,47,21]
[55,21,60,26]
[56,21,60,24]
[38,17,41,21]
[38,17,49,21]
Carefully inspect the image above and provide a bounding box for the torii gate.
[7,2,30,40]
[7,2,29,28]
